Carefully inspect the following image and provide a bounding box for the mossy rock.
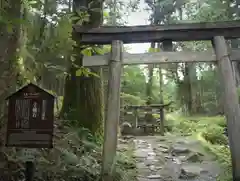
[185,152,203,162]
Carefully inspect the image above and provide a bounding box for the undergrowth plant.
[1,121,136,181]
[165,113,231,181]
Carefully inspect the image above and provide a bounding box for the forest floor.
[119,134,221,181]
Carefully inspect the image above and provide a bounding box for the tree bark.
[60,0,104,136]
[0,0,21,106]
[146,42,155,104]
[183,63,197,114]
[213,36,240,180]
[183,65,192,114]
[231,40,240,87]
[0,0,21,145]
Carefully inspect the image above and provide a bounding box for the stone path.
[132,134,220,181]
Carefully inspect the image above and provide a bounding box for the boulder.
[156,147,169,153]
[134,150,148,158]
[158,144,169,149]
[147,174,162,179]
[172,157,181,165]
[170,145,190,156]
[179,165,203,179]
[185,152,203,162]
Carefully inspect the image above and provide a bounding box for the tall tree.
[146,43,155,104]
[230,1,240,87]
[61,0,104,135]
[0,0,21,116]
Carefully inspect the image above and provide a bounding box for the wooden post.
[159,107,164,135]
[101,40,123,181]
[133,108,138,128]
[212,36,240,181]
[102,67,109,121]
[158,66,164,135]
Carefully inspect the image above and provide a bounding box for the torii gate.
[73,20,240,181]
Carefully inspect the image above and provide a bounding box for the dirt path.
[132,134,220,181]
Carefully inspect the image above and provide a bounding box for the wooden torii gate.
[73,20,240,181]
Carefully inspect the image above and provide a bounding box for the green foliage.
[0,0,139,180]
[75,45,109,77]
[122,66,147,98]
[166,114,231,181]
[120,93,145,106]
[148,47,160,53]
[202,126,228,145]
[70,9,90,24]
[237,88,240,101]
[75,67,100,77]
[1,124,136,181]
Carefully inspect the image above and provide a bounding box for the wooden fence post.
[102,67,109,121]
[212,36,240,181]
[101,40,123,181]
[133,108,138,128]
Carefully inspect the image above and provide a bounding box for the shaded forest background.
[0,0,239,180]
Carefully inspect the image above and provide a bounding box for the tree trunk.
[146,42,155,104]
[183,64,192,114]
[189,63,198,113]
[158,64,164,135]
[0,0,21,144]
[214,65,224,114]
[213,36,240,181]
[229,0,240,88]
[0,0,21,104]
[182,62,197,114]
[60,0,103,136]
[231,40,240,87]
[102,67,109,121]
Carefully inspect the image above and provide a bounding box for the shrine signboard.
[5,83,54,148]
